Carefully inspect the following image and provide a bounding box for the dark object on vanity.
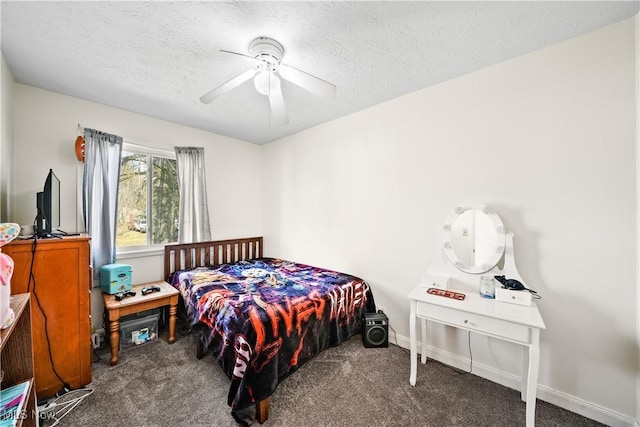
[494,275,538,296]
[494,275,525,290]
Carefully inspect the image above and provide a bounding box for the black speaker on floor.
[362,311,388,348]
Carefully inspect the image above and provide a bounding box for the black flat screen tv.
[36,169,60,238]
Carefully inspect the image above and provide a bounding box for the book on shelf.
[0,380,30,427]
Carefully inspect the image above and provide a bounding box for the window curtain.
[82,128,122,279]
[175,146,211,243]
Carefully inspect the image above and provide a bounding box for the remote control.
[426,288,465,301]
[115,290,136,301]
[142,285,161,296]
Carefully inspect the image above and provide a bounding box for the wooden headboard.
[164,236,263,279]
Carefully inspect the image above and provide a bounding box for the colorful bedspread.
[170,257,375,421]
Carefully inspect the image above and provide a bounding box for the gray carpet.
[52,331,603,427]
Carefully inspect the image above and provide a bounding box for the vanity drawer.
[416,302,530,343]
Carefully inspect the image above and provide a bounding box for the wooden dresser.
[5,234,92,399]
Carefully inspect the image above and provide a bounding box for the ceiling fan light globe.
[254,70,271,96]
[267,74,288,125]
[269,73,281,92]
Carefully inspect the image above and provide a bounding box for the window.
[116,143,179,252]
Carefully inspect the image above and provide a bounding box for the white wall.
[635,13,640,427]
[262,18,637,425]
[1,54,15,222]
[9,85,262,330]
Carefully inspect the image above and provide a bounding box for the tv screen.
[36,169,60,237]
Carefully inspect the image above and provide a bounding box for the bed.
[164,237,376,425]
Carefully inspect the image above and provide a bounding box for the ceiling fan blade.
[199,68,257,104]
[278,64,336,99]
[220,49,262,65]
[268,74,289,125]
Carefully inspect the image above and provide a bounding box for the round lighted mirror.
[442,206,506,274]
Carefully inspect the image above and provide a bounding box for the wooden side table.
[103,280,179,366]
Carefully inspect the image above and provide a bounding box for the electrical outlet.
[91,333,99,349]
[91,328,106,349]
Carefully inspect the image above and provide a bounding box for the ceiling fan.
[199,37,336,125]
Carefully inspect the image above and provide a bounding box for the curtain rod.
[76,124,175,156]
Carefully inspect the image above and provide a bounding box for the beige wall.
[262,18,637,425]
[9,84,262,335]
[11,84,262,240]
[636,12,639,427]
[1,54,15,222]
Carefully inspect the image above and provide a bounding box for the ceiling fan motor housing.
[249,37,284,71]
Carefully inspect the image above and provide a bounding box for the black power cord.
[28,233,72,396]
[420,330,473,375]
[388,317,473,375]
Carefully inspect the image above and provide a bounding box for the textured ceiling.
[1,1,638,145]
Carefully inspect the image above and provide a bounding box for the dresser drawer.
[416,301,530,344]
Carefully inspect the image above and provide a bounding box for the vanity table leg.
[409,300,417,386]
[525,328,541,427]
[521,345,530,402]
[420,318,427,364]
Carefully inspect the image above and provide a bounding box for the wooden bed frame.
[163,236,263,280]
[163,236,270,423]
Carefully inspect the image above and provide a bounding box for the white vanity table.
[408,206,546,427]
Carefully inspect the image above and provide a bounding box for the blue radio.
[100,264,133,294]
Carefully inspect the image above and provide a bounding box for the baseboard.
[390,331,636,427]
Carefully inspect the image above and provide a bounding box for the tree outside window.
[116,144,179,250]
